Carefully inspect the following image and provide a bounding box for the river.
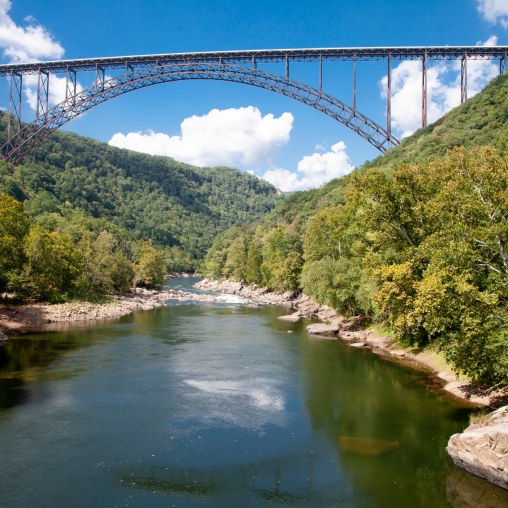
[0,278,506,508]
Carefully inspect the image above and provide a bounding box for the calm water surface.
[0,278,506,508]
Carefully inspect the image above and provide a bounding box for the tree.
[134,240,166,288]
[0,193,30,288]
[8,226,80,302]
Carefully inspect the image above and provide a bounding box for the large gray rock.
[0,331,9,345]
[447,406,508,489]
[306,323,339,335]
[278,312,301,322]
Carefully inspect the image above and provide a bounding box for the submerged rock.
[447,406,508,490]
[339,436,400,456]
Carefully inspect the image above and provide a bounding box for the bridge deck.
[2,46,507,76]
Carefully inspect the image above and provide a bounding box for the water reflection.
[447,467,508,507]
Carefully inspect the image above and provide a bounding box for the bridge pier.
[422,51,427,128]
[36,70,49,121]
[66,66,77,103]
[7,71,22,150]
[387,53,391,139]
[501,51,507,74]
[285,55,289,79]
[319,54,322,93]
[461,54,467,104]
[95,64,105,89]
[353,53,356,113]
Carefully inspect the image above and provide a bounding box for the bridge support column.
[125,62,134,74]
[285,55,289,79]
[7,71,22,150]
[461,54,467,104]
[66,66,77,103]
[95,64,105,90]
[36,70,49,121]
[353,53,356,113]
[422,51,427,128]
[387,53,391,140]
[252,56,256,70]
[319,54,322,93]
[501,51,507,74]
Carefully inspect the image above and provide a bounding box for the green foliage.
[0,111,281,270]
[8,226,80,301]
[0,192,30,287]
[133,240,166,288]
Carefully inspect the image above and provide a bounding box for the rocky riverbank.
[0,287,217,333]
[194,278,508,408]
[447,406,508,490]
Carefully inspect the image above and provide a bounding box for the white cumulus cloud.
[477,0,508,28]
[109,106,294,168]
[261,141,354,192]
[0,1,81,112]
[380,36,500,138]
[0,0,64,62]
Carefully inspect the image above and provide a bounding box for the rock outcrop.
[447,406,508,489]
[0,330,9,345]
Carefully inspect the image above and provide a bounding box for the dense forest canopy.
[0,111,281,270]
[201,73,508,384]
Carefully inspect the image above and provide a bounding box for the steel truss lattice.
[0,46,507,76]
[1,63,398,162]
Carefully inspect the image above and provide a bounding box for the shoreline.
[194,278,508,408]
[0,285,218,333]
[2,276,506,407]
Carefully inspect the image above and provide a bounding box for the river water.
[0,278,507,508]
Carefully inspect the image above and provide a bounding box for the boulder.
[278,312,301,322]
[0,331,9,345]
[350,342,369,348]
[306,323,339,335]
[447,406,508,489]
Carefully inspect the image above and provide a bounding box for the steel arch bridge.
[2,45,508,162]
[1,63,397,162]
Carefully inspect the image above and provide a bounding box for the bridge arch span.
[2,63,398,163]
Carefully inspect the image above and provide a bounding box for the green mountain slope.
[363,72,508,172]
[0,112,281,264]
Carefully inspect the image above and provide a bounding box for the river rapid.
[0,278,507,508]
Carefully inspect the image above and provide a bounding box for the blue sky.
[2,0,508,190]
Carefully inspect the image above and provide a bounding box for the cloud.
[109,106,294,168]
[0,1,76,111]
[477,0,508,28]
[261,141,354,192]
[0,0,64,62]
[379,36,500,138]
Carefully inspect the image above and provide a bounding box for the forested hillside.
[0,111,281,270]
[363,73,508,172]
[202,73,508,384]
